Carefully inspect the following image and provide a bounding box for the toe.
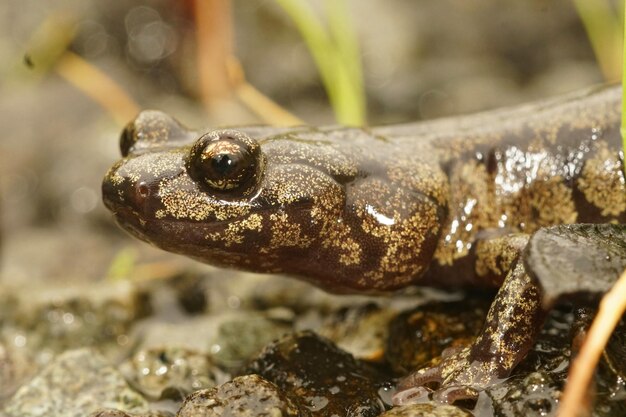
[392,386,432,405]
[396,364,443,392]
[432,385,479,405]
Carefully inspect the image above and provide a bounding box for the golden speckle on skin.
[351,177,442,289]
[577,141,626,217]
[387,161,449,206]
[372,202,439,287]
[207,213,263,246]
[320,217,362,267]
[159,176,252,222]
[474,234,528,282]
[529,177,577,226]
[121,152,183,184]
[268,212,313,248]
[109,170,125,186]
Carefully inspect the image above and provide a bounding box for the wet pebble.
[526,224,626,306]
[89,409,174,417]
[313,302,398,362]
[386,299,489,374]
[244,330,388,416]
[0,281,149,362]
[2,348,148,417]
[0,342,13,400]
[167,272,209,315]
[121,346,226,401]
[209,312,292,371]
[476,371,562,417]
[177,374,306,417]
[381,404,472,417]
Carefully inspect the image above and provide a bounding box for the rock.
[0,281,149,363]
[0,340,39,405]
[209,312,292,371]
[2,348,148,417]
[386,299,488,374]
[380,404,472,417]
[132,316,220,354]
[168,273,209,314]
[245,331,388,416]
[476,371,562,417]
[526,224,626,307]
[176,374,306,417]
[89,409,174,417]
[314,302,397,362]
[121,346,226,400]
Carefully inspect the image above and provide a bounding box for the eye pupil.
[212,153,234,175]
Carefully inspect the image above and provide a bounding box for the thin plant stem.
[193,0,234,110]
[557,268,626,417]
[56,51,139,126]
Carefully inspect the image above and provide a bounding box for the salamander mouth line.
[110,203,262,230]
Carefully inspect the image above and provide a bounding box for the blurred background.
[0,0,622,286]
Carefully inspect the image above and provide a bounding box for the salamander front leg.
[393,257,547,405]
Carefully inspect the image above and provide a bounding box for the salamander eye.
[187,130,262,193]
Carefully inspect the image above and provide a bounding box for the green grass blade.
[574,0,622,81]
[274,0,366,125]
[274,0,337,102]
[324,0,366,124]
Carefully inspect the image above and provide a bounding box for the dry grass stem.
[557,267,626,417]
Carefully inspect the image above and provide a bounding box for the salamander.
[102,85,626,404]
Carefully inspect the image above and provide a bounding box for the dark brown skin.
[102,85,625,404]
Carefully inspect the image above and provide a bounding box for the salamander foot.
[392,346,502,405]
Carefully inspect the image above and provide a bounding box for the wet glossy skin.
[103,85,626,403]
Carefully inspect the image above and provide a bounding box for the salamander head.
[102,111,447,293]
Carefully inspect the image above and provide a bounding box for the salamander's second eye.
[187,130,262,193]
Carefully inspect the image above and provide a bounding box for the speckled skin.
[102,85,625,403]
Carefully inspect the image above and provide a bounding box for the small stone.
[245,331,387,417]
[176,374,306,417]
[210,313,292,371]
[0,281,148,362]
[381,404,472,417]
[2,348,148,417]
[121,346,226,400]
[526,224,626,306]
[0,339,38,404]
[386,299,488,373]
[478,371,561,417]
[314,302,397,361]
[169,273,209,314]
[89,409,174,417]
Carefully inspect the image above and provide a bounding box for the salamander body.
[102,85,625,403]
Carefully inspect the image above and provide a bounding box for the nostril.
[137,181,151,198]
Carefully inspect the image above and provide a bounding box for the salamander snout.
[101,163,154,217]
